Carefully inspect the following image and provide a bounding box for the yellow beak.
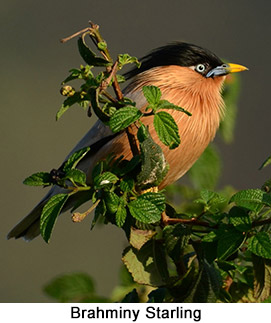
[227,63,249,73]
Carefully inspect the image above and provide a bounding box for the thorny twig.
[61,21,140,156]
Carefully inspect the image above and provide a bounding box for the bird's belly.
[87,111,216,189]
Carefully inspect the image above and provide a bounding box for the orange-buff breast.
[88,65,226,188]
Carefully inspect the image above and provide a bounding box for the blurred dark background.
[1,0,270,302]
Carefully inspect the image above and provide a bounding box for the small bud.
[60,85,75,97]
[98,41,107,51]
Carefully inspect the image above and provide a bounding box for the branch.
[161,212,217,228]
[61,21,140,157]
[252,218,271,228]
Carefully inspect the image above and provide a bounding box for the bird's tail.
[7,186,64,241]
[7,199,46,241]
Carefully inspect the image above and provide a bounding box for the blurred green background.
[1,0,271,302]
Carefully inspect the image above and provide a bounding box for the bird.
[7,42,248,241]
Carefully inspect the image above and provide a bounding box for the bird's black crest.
[124,42,224,79]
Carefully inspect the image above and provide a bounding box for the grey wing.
[7,87,146,240]
[7,120,114,240]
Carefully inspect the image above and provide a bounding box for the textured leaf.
[109,106,142,133]
[137,124,168,188]
[230,189,271,213]
[120,177,134,192]
[122,240,169,287]
[217,228,245,260]
[183,261,222,302]
[228,206,251,232]
[163,223,191,263]
[65,169,87,186]
[248,232,271,259]
[154,111,180,149]
[157,100,192,116]
[143,85,161,105]
[78,36,110,66]
[128,193,165,224]
[115,198,127,228]
[40,194,69,243]
[202,231,218,243]
[118,54,140,69]
[94,171,119,188]
[23,172,52,186]
[104,191,120,214]
[189,144,221,190]
[63,147,90,172]
[129,227,156,250]
[44,272,95,302]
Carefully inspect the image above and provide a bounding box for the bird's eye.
[195,64,206,73]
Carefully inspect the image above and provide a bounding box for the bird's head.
[124,42,248,98]
[125,42,248,80]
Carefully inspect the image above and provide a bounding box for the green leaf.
[153,111,180,149]
[23,172,52,186]
[129,227,156,250]
[40,194,69,243]
[120,177,134,192]
[62,68,81,83]
[118,54,140,69]
[44,272,95,302]
[228,206,251,232]
[116,198,127,228]
[189,144,221,190]
[94,171,119,188]
[116,74,126,84]
[183,260,222,302]
[230,189,271,213]
[163,223,191,263]
[62,66,94,84]
[137,125,169,188]
[195,189,226,214]
[104,191,120,214]
[109,106,142,133]
[63,147,90,172]
[157,100,192,116]
[143,85,161,105]
[97,41,107,51]
[248,232,271,259]
[56,93,83,120]
[139,192,165,212]
[89,88,111,122]
[65,169,87,186]
[217,227,245,260]
[202,231,218,243]
[78,36,110,67]
[122,240,169,287]
[259,155,271,170]
[128,193,165,224]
